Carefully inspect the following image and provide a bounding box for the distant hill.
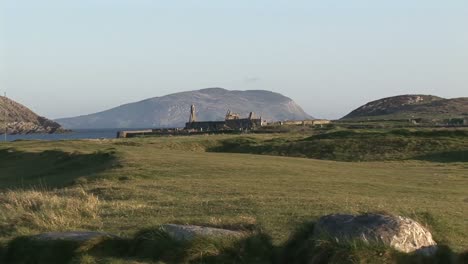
[0,96,65,134]
[56,88,313,129]
[341,95,468,120]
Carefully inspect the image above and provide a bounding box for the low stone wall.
[185,121,226,131]
[117,130,153,138]
[275,119,331,126]
[225,118,262,130]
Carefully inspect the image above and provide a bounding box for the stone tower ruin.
[189,105,196,123]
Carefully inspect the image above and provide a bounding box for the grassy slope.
[0,133,467,262]
[210,129,468,162]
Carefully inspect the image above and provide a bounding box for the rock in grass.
[161,224,245,241]
[314,213,437,254]
[32,231,118,242]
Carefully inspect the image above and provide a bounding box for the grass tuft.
[128,226,275,263]
[130,226,188,262]
[0,188,101,235]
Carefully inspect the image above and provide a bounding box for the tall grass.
[0,188,101,235]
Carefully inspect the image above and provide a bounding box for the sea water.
[4,129,123,142]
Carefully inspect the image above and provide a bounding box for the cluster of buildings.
[184,105,332,131]
[117,105,331,138]
[185,105,266,131]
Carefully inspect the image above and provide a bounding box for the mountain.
[56,88,313,129]
[0,96,65,134]
[341,94,468,120]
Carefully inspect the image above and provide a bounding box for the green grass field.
[0,129,467,263]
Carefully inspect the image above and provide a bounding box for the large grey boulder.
[314,213,437,254]
[161,224,245,241]
[32,231,118,242]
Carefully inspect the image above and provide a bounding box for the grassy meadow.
[0,128,467,263]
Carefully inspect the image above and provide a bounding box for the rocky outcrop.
[314,213,437,254]
[161,224,245,241]
[56,88,313,129]
[5,121,63,135]
[0,96,66,134]
[342,94,468,120]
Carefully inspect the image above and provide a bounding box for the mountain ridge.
[56,88,313,129]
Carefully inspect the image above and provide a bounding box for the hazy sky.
[1,1,467,119]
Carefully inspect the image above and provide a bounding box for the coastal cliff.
[0,96,66,134]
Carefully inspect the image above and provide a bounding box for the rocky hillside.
[57,88,313,129]
[0,96,65,134]
[342,95,468,120]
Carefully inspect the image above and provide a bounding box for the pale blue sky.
[1,1,467,119]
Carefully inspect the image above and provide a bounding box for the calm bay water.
[5,129,124,142]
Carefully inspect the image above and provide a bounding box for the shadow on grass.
[0,148,117,189]
[1,222,466,264]
[131,227,275,264]
[413,150,468,163]
[2,227,275,264]
[207,137,265,155]
[3,235,131,264]
[307,129,468,140]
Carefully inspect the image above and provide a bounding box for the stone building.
[185,106,264,131]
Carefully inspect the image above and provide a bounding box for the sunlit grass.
[0,129,467,262]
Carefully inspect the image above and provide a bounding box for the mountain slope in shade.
[0,96,65,134]
[342,94,468,120]
[56,88,313,129]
